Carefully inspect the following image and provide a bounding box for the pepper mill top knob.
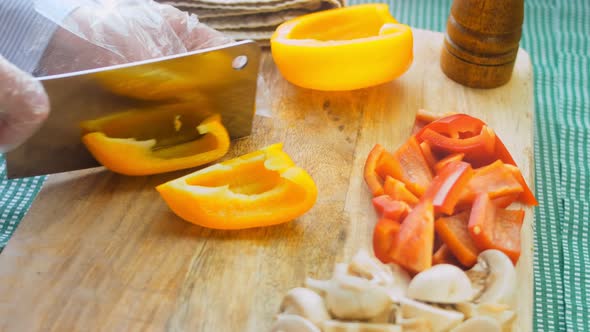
[440,0,525,89]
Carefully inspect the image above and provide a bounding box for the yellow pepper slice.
[156,143,318,230]
[81,110,230,176]
[270,4,413,91]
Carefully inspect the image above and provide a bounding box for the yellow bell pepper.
[81,108,230,176]
[270,4,413,91]
[156,143,318,230]
[93,52,234,101]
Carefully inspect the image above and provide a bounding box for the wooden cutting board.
[0,29,534,332]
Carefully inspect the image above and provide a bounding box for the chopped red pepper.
[433,244,463,267]
[372,195,411,221]
[364,144,386,196]
[505,164,539,206]
[418,126,496,167]
[373,218,401,263]
[383,176,419,207]
[492,193,519,208]
[376,136,433,197]
[388,201,434,274]
[493,135,517,166]
[419,141,438,171]
[434,153,465,173]
[424,160,474,216]
[416,113,485,139]
[435,211,480,267]
[458,160,524,205]
[468,193,524,264]
[367,112,536,271]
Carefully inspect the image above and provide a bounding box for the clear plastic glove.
[0,0,233,152]
[36,0,234,76]
[0,56,50,153]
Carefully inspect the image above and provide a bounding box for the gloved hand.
[0,0,233,152]
[36,0,233,75]
[0,55,50,153]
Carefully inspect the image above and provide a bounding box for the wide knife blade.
[5,40,260,179]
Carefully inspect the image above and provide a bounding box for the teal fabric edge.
[0,155,47,248]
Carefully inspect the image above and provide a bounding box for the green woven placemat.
[0,155,45,248]
[1,1,588,330]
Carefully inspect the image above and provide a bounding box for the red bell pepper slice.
[433,244,463,267]
[489,136,537,206]
[434,153,465,173]
[416,113,485,139]
[458,160,524,205]
[468,193,524,264]
[418,126,496,167]
[424,160,474,215]
[375,136,433,197]
[493,135,517,166]
[388,201,434,274]
[372,195,411,221]
[364,144,386,196]
[505,164,539,206]
[383,176,419,207]
[419,141,438,170]
[373,218,401,263]
[492,193,519,208]
[435,211,480,267]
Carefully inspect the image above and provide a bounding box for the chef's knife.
[5,40,261,179]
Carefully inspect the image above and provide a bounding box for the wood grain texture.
[0,29,534,332]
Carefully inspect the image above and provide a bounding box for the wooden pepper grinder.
[440,0,524,89]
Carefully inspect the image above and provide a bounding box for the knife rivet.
[232,55,248,70]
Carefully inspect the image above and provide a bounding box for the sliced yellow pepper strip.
[82,114,230,176]
[271,4,413,91]
[156,143,318,230]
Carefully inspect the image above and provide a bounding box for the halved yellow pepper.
[81,111,230,176]
[156,143,318,229]
[270,4,413,91]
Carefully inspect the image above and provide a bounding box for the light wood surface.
[0,29,534,332]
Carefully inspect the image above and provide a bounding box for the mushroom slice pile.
[466,250,517,305]
[399,298,464,332]
[454,303,516,331]
[270,249,518,332]
[407,264,474,303]
[271,314,321,332]
[450,316,502,332]
[279,287,330,326]
[305,274,394,320]
[322,320,402,332]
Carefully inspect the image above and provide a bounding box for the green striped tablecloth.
[1,0,588,330]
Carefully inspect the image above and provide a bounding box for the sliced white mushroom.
[466,250,516,305]
[384,263,412,300]
[333,263,350,278]
[455,303,516,330]
[305,274,393,320]
[348,249,395,285]
[270,314,321,332]
[450,316,501,332]
[399,298,464,332]
[279,287,330,326]
[407,264,474,303]
[305,277,331,296]
[397,317,433,332]
[347,249,410,300]
[368,303,397,324]
[322,320,402,332]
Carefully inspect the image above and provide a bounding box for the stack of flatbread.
[161,0,344,45]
